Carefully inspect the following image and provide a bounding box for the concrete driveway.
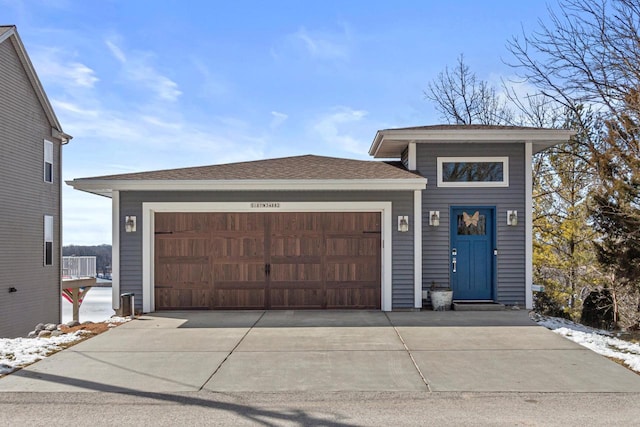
[1,310,639,393]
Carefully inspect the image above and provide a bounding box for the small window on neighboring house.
[437,156,509,187]
[44,140,53,183]
[44,215,53,266]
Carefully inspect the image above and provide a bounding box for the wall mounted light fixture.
[125,216,137,233]
[507,210,518,226]
[398,216,409,232]
[429,211,440,227]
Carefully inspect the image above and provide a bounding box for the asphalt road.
[1,391,639,426]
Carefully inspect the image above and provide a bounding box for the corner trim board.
[525,142,533,309]
[414,190,422,308]
[111,190,120,309]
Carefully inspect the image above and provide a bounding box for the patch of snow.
[533,313,640,373]
[0,331,87,375]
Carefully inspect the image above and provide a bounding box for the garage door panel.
[213,289,265,309]
[326,264,379,281]
[210,237,265,258]
[326,287,379,309]
[155,261,211,287]
[155,288,210,310]
[271,238,322,257]
[270,288,323,309]
[270,264,322,281]
[213,263,265,282]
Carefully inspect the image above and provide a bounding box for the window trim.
[44,215,54,266]
[437,156,509,188]
[44,140,53,183]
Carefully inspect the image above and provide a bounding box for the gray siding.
[119,190,415,310]
[418,143,526,305]
[0,39,62,337]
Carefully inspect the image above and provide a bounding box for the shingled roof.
[68,155,427,197]
[85,155,420,180]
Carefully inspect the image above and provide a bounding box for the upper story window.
[44,215,53,266]
[44,140,53,183]
[437,156,509,187]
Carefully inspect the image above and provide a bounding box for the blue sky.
[3,1,557,245]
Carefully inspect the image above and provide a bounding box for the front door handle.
[452,257,457,273]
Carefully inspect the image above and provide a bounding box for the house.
[0,26,72,337]
[68,125,573,313]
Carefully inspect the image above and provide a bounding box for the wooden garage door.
[154,212,381,310]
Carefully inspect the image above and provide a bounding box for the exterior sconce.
[507,210,518,226]
[125,216,137,233]
[398,216,409,232]
[429,211,440,227]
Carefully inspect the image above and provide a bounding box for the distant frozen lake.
[61,286,115,323]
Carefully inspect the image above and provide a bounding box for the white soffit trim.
[369,129,575,158]
[67,178,428,197]
[141,201,394,313]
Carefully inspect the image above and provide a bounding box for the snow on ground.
[533,313,640,373]
[61,287,115,323]
[0,331,91,375]
[1,288,128,376]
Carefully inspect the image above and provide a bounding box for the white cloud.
[105,39,126,63]
[294,27,349,60]
[270,111,288,128]
[191,58,230,98]
[275,24,353,62]
[31,47,99,88]
[104,38,182,101]
[311,106,369,154]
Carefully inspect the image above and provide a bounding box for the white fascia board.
[68,178,428,197]
[379,129,575,142]
[370,129,576,158]
[0,27,14,44]
[368,130,385,156]
[6,30,64,134]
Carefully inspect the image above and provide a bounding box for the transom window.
[437,157,509,187]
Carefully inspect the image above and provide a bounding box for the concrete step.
[452,302,506,311]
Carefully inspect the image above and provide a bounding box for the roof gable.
[0,25,71,143]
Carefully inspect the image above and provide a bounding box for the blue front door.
[450,207,495,300]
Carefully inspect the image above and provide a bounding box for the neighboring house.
[0,26,72,337]
[68,125,573,313]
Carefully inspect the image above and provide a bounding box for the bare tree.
[508,0,640,328]
[425,55,513,125]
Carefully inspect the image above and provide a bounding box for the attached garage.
[68,154,428,312]
[154,212,381,310]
